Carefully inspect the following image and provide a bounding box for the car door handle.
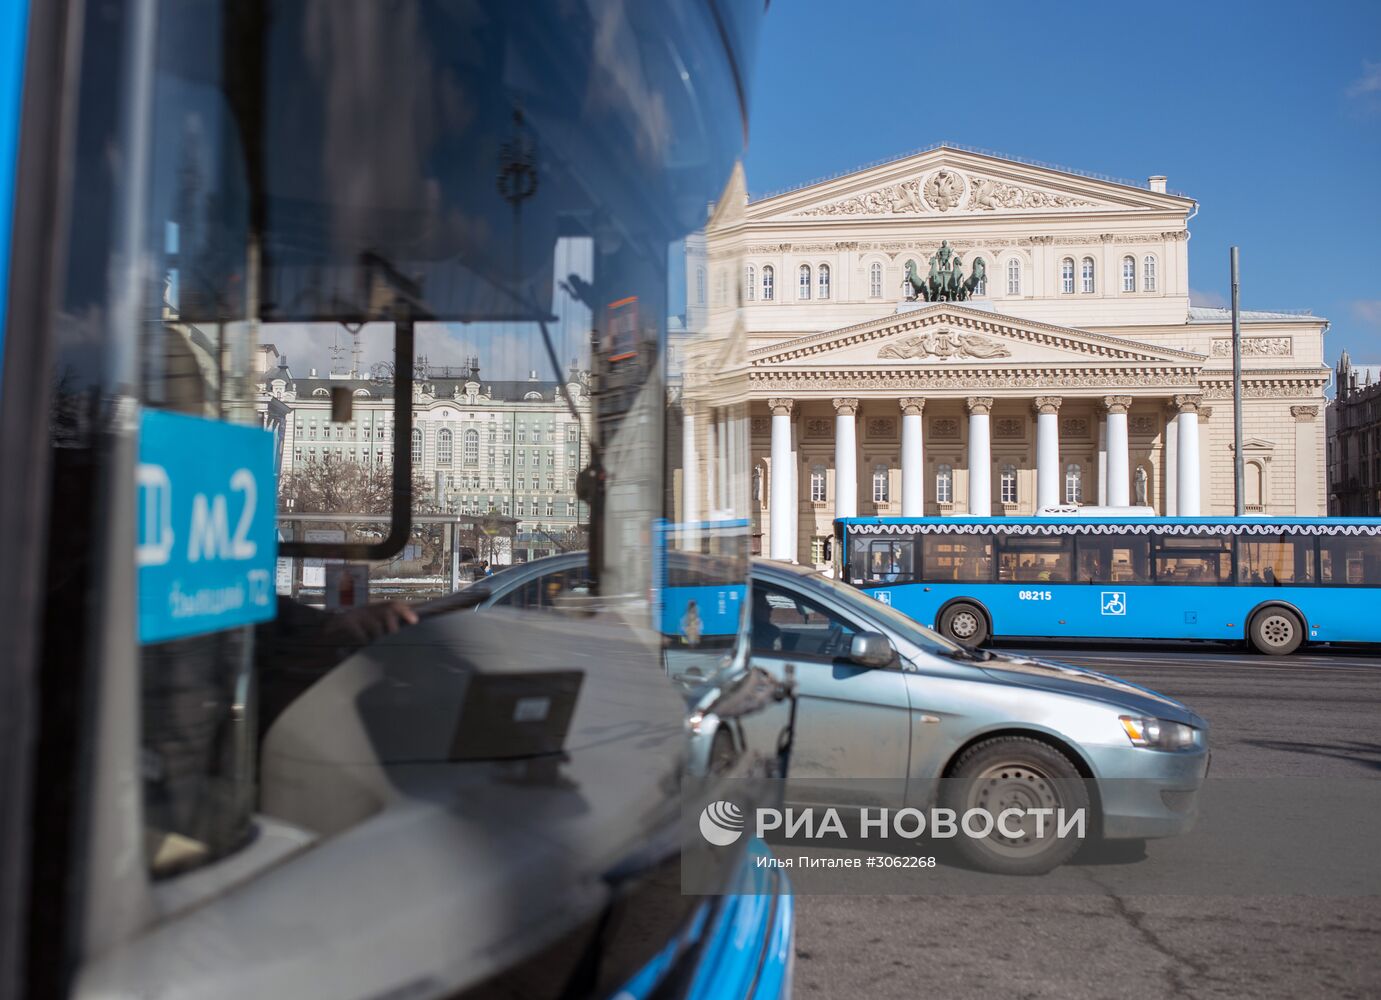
[916,714,940,724]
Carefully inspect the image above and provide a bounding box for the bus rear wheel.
[1248,606,1304,656]
[939,602,989,647]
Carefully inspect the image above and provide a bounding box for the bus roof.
[836,515,1381,535]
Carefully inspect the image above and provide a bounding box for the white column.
[966,396,993,516]
[1164,409,1178,516]
[1174,394,1202,516]
[833,397,859,519]
[1033,396,1062,510]
[768,398,795,560]
[1104,395,1132,507]
[899,398,925,516]
[1097,417,1108,506]
[1292,406,1320,515]
[681,401,699,526]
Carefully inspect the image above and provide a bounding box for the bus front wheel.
[1248,606,1304,656]
[940,602,990,647]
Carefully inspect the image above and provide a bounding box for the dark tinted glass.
[923,533,994,582]
[1075,533,1152,583]
[1237,536,1316,585]
[998,535,1073,583]
[1319,535,1381,585]
[1153,533,1231,584]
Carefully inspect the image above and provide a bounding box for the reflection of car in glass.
[743,560,1210,875]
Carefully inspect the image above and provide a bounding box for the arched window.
[1006,258,1021,296]
[809,464,826,503]
[972,257,987,296]
[1000,463,1017,505]
[761,265,775,301]
[1065,463,1083,504]
[411,427,423,464]
[695,266,705,305]
[936,464,953,505]
[798,264,812,300]
[869,261,883,298]
[1081,257,1096,294]
[1122,255,1136,292]
[1060,258,1075,294]
[1246,461,1264,509]
[437,428,453,465]
[745,265,756,302]
[463,428,479,466]
[1142,254,1158,292]
[817,263,831,300]
[872,464,889,503]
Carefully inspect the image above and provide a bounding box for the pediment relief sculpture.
[878,329,1013,361]
[793,169,1101,217]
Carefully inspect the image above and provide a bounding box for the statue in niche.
[1134,466,1149,506]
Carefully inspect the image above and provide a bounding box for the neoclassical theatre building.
[700,146,1330,565]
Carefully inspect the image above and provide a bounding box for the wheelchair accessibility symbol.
[1100,591,1127,616]
[875,591,892,606]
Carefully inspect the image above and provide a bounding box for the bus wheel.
[940,602,989,646]
[1248,606,1304,656]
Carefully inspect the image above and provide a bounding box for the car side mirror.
[849,632,895,668]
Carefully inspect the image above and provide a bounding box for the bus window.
[997,535,1072,583]
[1075,533,1151,584]
[1153,534,1231,584]
[1319,536,1381,585]
[852,538,913,585]
[1237,536,1316,585]
[922,532,994,582]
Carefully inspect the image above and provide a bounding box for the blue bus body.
[837,516,1381,645]
[655,518,751,643]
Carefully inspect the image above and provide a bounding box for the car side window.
[751,583,859,660]
[494,567,591,611]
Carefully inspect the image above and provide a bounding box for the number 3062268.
[1018,589,1053,601]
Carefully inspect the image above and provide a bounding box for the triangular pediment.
[748,145,1193,222]
[748,304,1205,370]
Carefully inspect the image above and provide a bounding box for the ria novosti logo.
[699,800,745,846]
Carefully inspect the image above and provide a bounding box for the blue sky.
[743,0,1381,375]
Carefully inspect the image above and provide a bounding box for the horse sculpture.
[903,249,987,302]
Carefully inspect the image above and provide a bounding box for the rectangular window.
[922,532,994,583]
[1075,534,1152,584]
[1237,536,1316,585]
[1319,535,1381,585]
[1153,534,1231,584]
[997,535,1072,583]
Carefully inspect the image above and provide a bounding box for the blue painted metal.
[0,0,31,390]
[608,838,793,1000]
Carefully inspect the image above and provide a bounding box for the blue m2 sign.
[137,410,278,643]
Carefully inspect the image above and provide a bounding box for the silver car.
[463,554,1211,875]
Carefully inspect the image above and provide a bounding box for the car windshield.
[788,570,967,657]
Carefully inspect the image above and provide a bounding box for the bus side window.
[1237,536,1315,585]
[1153,534,1231,584]
[868,539,913,583]
[1075,533,1150,584]
[923,532,993,583]
[1319,536,1381,585]
[848,536,871,584]
[997,536,1072,583]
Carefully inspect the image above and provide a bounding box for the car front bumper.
[1084,744,1211,839]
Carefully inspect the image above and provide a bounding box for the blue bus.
[834,516,1381,654]
[654,518,751,649]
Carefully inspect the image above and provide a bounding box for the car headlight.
[1119,715,1199,750]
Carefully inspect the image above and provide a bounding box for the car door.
[746,578,912,806]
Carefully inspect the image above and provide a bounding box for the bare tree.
[279,458,430,516]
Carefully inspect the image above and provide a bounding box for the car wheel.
[939,602,989,646]
[941,736,1091,876]
[1248,606,1304,656]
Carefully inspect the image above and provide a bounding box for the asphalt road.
[789,643,1381,1000]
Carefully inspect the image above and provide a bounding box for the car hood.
[978,654,1205,727]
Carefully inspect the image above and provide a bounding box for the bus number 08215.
[1018,590,1053,601]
